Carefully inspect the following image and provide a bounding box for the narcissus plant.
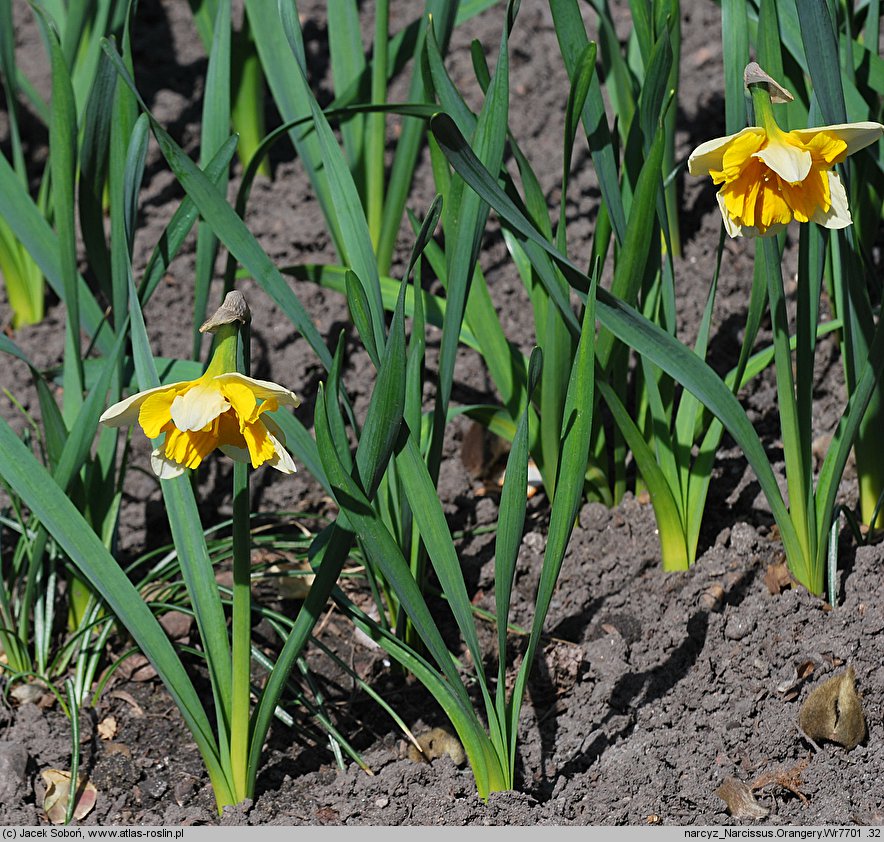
[689,63,883,237]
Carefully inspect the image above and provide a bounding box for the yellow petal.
[780,167,829,223]
[163,426,219,470]
[170,380,230,431]
[240,419,278,468]
[718,131,768,182]
[800,131,848,166]
[216,410,249,453]
[790,121,884,159]
[100,382,186,428]
[719,156,766,229]
[688,128,764,177]
[219,379,259,426]
[213,373,300,408]
[753,138,811,183]
[758,179,794,233]
[138,389,178,439]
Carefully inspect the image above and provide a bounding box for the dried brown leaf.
[716,776,769,819]
[699,584,725,612]
[764,562,792,595]
[799,666,866,750]
[406,727,466,766]
[97,716,117,741]
[751,757,810,804]
[41,770,98,824]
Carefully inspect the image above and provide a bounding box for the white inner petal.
[267,433,297,474]
[753,141,811,184]
[812,171,852,230]
[716,192,744,238]
[170,382,230,431]
[150,448,187,479]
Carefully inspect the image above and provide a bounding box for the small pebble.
[375,796,389,808]
[724,614,755,640]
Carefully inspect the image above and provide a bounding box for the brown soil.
[2,0,883,827]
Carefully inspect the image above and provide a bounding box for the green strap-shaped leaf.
[125,274,235,785]
[0,418,231,802]
[101,39,333,372]
[193,0,232,356]
[429,110,805,568]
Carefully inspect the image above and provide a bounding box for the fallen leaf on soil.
[103,742,131,758]
[266,559,315,600]
[10,682,44,705]
[461,420,508,481]
[750,757,810,803]
[797,660,815,679]
[41,770,98,823]
[699,584,725,612]
[97,716,117,740]
[764,561,792,595]
[798,665,866,749]
[115,653,157,683]
[109,690,145,717]
[777,660,817,700]
[406,727,466,766]
[716,776,769,819]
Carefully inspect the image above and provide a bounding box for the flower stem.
[230,321,252,801]
[749,83,778,136]
[761,237,818,592]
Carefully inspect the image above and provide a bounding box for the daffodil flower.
[689,72,883,237]
[100,313,299,479]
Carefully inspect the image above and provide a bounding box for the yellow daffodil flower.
[100,296,299,478]
[100,371,300,478]
[689,68,883,237]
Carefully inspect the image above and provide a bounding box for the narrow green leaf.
[599,378,687,569]
[78,46,116,295]
[0,419,231,802]
[327,0,366,171]
[722,0,750,133]
[345,270,381,369]
[508,282,595,771]
[139,137,238,304]
[126,275,234,771]
[376,0,460,273]
[36,7,83,421]
[429,112,805,567]
[102,39,333,372]
[549,0,626,242]
[494,347,541,730]
[193,0,232,357]
[797,0,847,125]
